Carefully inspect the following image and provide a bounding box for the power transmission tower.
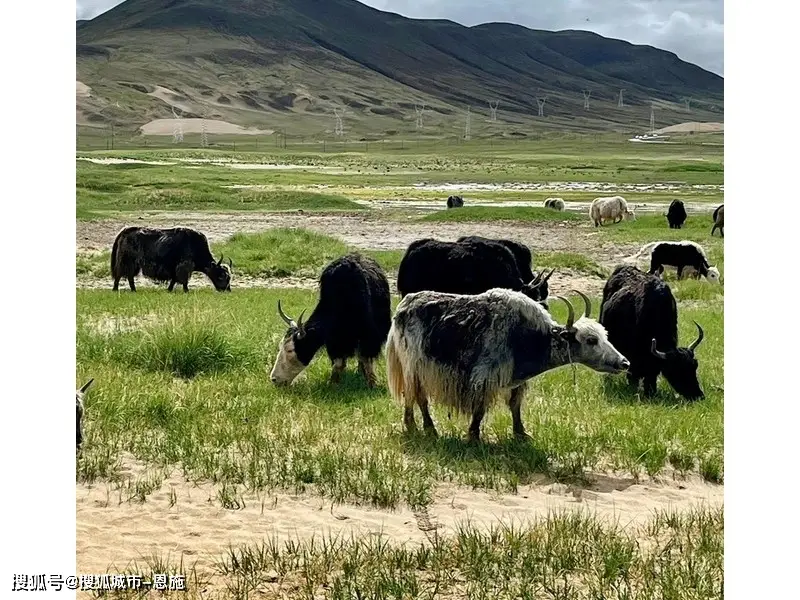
[171,107,183,143]
[333,108,344,136]
[582,90,591,110]
[414,103,426,129]
[464,106,471,140]
[618,89,625,108]
[200,113,209,148]
[536,96,547,117]
[488,100,499,121]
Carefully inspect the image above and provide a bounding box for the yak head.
[705,266,721,284]
[270,300,315,386]
[553,291,630,374]
[624,207,637,221]
[207,255,233,291]
[522,268,555,307]
[76,378,93,450]
[652,322,705,400]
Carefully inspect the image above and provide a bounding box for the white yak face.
[568,318,630,374]
[706,267,721,284]
[624,208,637,221]
[269,334,307,386]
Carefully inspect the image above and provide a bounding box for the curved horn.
[529,270,543,287]
[555,295,576,329]
[79,378,94,394]
[542,268,555,283]
[296,309,307,330]
[571,290,592,319]
[277,300,296,327]
[228,257,233,269]
[651,338,668,360]
[688,321,705,352]
[217,253,224,266]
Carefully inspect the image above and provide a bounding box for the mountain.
[76,0,724,137]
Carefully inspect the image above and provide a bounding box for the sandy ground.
[77,212,644,297]
[139,119,273,136]
[76,80,91,98]
[655,121,724,134]
[77,454,722,578]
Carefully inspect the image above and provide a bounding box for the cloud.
[76,0,723,74]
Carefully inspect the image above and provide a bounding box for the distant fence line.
[75,126,719,153]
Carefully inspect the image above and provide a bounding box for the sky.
[76,0,723,76]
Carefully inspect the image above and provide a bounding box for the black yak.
[397,238,554,306]
[386,289,629,441]
[110,226,232,292]
[446,195,464,209]
[666,199,687,229]
[455,235,535,282]
[625,240,720,283]
[270,253,391,388]
[711,204,724,237]
[599,265,705,400]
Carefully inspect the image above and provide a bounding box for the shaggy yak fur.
[666,199,687,229]
[76,378,93,449]
[386,288,629,441]
[110,226,232,292]
[397,238,554,306]
[599,265,706,400]
[446,195,464,208]
[270,253,391,388]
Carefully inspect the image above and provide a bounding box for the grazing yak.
[626,240,720,283]
[589,196,636,226]
[270,253,391,388]
[666,199,687,229]
[397,238,555,307]
[544,197,566,211]
[76,378,93,449]
[711,204,724,237]
[111,226,232,292]
[386,289,629,441]
[599,265,705,399]
[446,195,464,209]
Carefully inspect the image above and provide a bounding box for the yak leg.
[627,371,641,389]
[357,357,378,388]
[402,375,422,434]
[167,280,177,292]
[643,375,658,397]
[175,260,194,293]
[127,276,136,292]
[416,395,438,437]
[330,358,347,384]
[112,277,121,291]
[467,404,486,443]
[508,384,529,439]
[676,265,685,280]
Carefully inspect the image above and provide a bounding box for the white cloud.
[76,0,723,75]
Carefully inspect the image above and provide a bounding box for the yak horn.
[228,257,233,269]
[79,378,94,394]
[542,268,555,283]
[217,254,224,266]
[688,321,705,352]
[529,271,543,286]
[571,290,592,319]
[296,309,307,330]
[651,339,668,360]
[555,295,576,329]
[277,300,296,327]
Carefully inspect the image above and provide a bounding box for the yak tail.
[624,241,660,263]
[385,326,405,403]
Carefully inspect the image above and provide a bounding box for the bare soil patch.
[138,119,273,136]
[77,212,639,296]
[77,454,721,576]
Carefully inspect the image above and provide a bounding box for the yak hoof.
[514,431,531,441]
[466,431,481,444]
[424,426,439,438]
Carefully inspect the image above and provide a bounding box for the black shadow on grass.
[600,374,695,406]
[281,371,388,405]
[399,430,551,482]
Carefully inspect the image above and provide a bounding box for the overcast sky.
[76,0,723,75]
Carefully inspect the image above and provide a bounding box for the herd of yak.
[76,198,724,447]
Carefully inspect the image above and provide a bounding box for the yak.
[666,199,687,229]
[446,195,464,209]
[711,204,724,237]
[110,226,232,292]
[590,196,636,226]
[270,253,391,388]
[397,238,555,307]
[76,378,93,449]
[599,265,705,400]
[625,240,720,283]
[386,288,629,441]
[544,197,566,211]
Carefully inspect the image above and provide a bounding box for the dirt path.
[77,212,641,296]
[77,455,722,576]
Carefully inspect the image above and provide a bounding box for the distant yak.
[110,226,232,292]
[446,195,464,209]
[711,204,724,237]
[666,199,687,229]
[544,197,565,211]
